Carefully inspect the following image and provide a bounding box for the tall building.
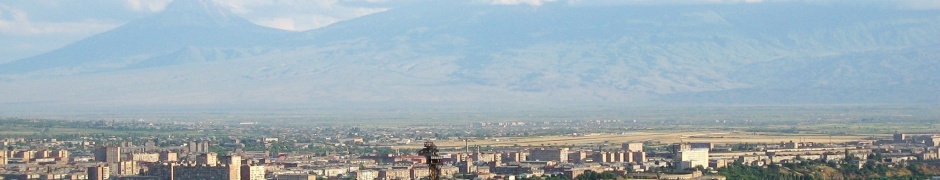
[159,151,178,162]
[52,149,70,162]
[179,163,236,180]
[894,132,906,142]
[472,152,501,163]
[145,163,175,179]
[529,148,568,163]
[240,165,265,180]
[189,141,210,153]
[593,152,608,163]
[504,152,526,163]
[631,151,647,163]
[0,150,6,165]
[116,161,139,176]
[929,136,940,147]
[623,142,644,152]
[143,140,158,152]
[670,143,691,155]
[197,153,218,166]
[95,147,122,163]
[568,151,587,163]
[615,151,630,163]
[15,150,35,162]
[451,153,467,162]
[4,150,12,158]
[36,150,51,158]
[87,165,109,180]
[676,148,709,169]
[220,155,242,180]
[220,155,241,165]
[188,142,196,153]
[148,162,243,180]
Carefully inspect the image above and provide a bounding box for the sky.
[1,0,938,64]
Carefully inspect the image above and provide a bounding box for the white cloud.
[125,0,173,12]
[564,0,785,6]
[564,0,940,7]
[480,0,800,6]
[0,5,120,36]
[255,17,298,31]
[896,0,940,10]
[211,0,389,31]
[489,0,558,6]
[0,0,395,38]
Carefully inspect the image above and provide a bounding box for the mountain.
[0,0,290,75]
[0,1,938,111]
[664,44,940,104]
[286,2,940,100]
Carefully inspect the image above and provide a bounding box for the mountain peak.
[164,0,233,17]
[149,0,245,28]
[0,0,289,74]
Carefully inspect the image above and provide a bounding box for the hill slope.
[0,0,290,75]
[0,2,938,111]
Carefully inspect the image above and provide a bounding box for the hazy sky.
[1,0,937,63]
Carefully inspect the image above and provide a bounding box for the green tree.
[575,171,618,180]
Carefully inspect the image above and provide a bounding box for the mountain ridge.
[0,0,290,75]
[0,1,938,111]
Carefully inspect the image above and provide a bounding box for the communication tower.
[419,141,443,180]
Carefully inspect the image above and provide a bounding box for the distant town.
[1,0,937,179]
[1,114,940,180]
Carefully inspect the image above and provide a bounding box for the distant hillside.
[0,0,290,75]
[664,44,940,103]
[0,1,938,111]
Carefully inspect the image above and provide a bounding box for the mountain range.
[1,0,938,111]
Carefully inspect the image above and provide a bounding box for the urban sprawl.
[0,118,939,180]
